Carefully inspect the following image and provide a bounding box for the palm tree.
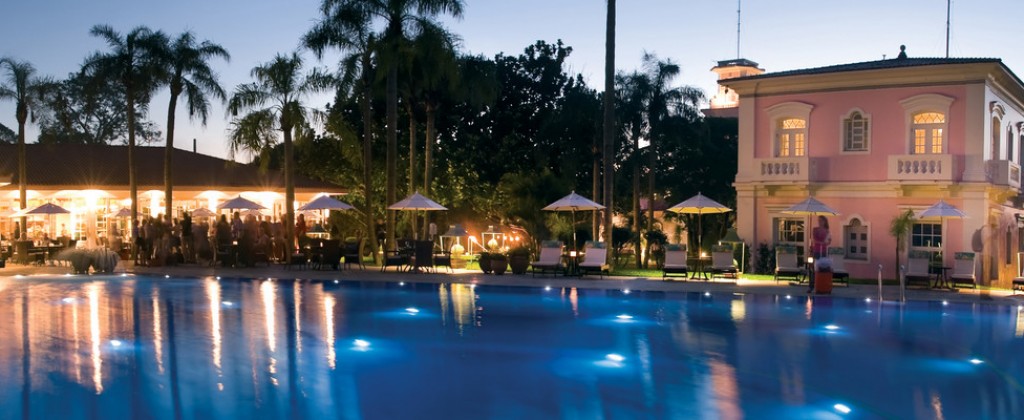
[84,25,167,241]
[158,32,229,219]
[305,8,380,262]
[227,52,333,255]
[616,70,649,268]
[890,209,916,282]
[310,0,464,252]
[602,0,616,263]
[0,58,46,238]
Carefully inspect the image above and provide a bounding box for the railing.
[887,154,954,182]
[988,160,1021,189]
[754,156,811,182]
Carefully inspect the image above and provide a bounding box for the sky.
[1,0,1020,160]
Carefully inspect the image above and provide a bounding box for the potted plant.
[478,251,493,274]
[490,252,508,275]
[507,246,531,274]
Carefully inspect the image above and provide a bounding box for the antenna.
[945,0,951,58]
[736,0,742,58]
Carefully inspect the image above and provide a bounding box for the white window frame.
[772,216,806,257]
[900,94,954,155]
[991,102,1006,160]
[840,108,871,153]
[766,102,814,158]
[842,216,870,261]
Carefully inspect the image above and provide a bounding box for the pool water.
[0,275,1022,419]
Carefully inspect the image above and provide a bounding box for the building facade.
[723,53,1024,286]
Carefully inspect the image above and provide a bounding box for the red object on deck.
[815,271,833,294]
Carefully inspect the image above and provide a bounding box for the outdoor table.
[689,255,710,280]
[563,251,582,276]
[931,265,953,289]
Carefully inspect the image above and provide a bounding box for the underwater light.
[544,286,552,291]
[969,358,984,365]
[623,289,631,295]
[62,297,76,304]
[825,325,840,331]
[14,275,24,278]
[121,273,128,277]
[222,301,234,307]
[833,403,851,414]
[405,307,420,314]
[865,298,872,302]
[942,300,949,306]
[605,353,625,362]
[704,292,711,297]
[64,273,72,277]
[785,295,792,299]
[164,275,170,279]
[334,280,339,284]
[353,339,371,349]
[399,282,405,286]
[216,276,221,280]
[110,340,123,347]
[616,314,633,320]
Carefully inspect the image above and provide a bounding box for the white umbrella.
[299,195,354,211]
[668,192,732,255]
[782,196,840,262]
[190,208,216,218]
[543,191,605,252]
[216,195,266,211]
[389,192,446,240]
[916,199,968,219]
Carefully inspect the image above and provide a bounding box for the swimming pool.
[0,275,1021,419]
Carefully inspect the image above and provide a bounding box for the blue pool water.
[0,275,1022,419]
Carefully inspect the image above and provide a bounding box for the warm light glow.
[730,300,746,322]
[325,295,336,369]
[206,280,223,373]
[261,281,277,353]
[294,283,302,354]
[152,291,164,374]
[834,404,852,414]
[88,283,103,394]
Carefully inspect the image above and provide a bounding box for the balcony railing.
[988,160,1021,189]
[754,156,811,182]
[887,154,954,182]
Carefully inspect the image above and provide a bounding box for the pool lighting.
[62,297,76,304]
[969,358,984,365]
[405,307,420,314]
[942,300,949,306]
[353,339,371,350]
[623,289,631,295]
[785,295,792,300]
[825,325,840,331]
[333,280,339,284]
[222,301,234,307]
[164,275,170,279]
[704,292,711,297]
[616,314,633,320]
[64,273,73,277]
[110,340,123,347]
[833,403,851,414]
[216,276,221,280]
[120,273,128,277]
[14,275,24,278]
[544,286,552,291]
[605,353,625,362]
[399,282,405,286]
[470,284,477,289]
[865,298,872,303]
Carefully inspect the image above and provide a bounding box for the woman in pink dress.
[809,215,831,292]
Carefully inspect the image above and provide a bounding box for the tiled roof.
[725,57,1002,82]
[0,143,341,191]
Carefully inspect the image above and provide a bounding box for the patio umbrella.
[668,192,732,256]
[190,208,216,218]
[781,196,840,261]
[915,199,967,253]
[216,195,266,211]
[25,203,71,239]
[299,195,354,211]
[542,191,605,252]
[388,192,447,240]
[104,208,131,218]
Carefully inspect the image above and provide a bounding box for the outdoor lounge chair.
[662,244,689,280]
[828,247,849,287]
[949,252,976,288]
[1014,252,1024,295]
[433,249,453,273]
[531,240,564,277]
[709,246,738,280]
[412,240,434,273]
[343,238,365,270]
[774,247,802,283]
[904,251,932,288]
[579,241,610,278]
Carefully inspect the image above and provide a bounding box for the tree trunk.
[386,62,398,252]
[632,137,641,268]
[645,140,656,268]
[423,102,436,240]
[361,59,378,263]
[602,0,616,264]
[16,101,26,238]
[164,83,180,221]
[284,123,296,256]
[407,102,417,238]
[592,142,600,242]
[127,86,138,260]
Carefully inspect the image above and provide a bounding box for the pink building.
[722,48,1024,285]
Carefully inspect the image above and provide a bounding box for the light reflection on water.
[0,276,1022,419]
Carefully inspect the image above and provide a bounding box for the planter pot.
[509,255,529,275]
[479,253,493,273]
[490,255,508,275]
[815,271,833,294]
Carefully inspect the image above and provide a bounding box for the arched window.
[1008,125,1015,163]
[843,218,868,261]
[1018,129,1024,165]
[776,118,806,157]
[842,110,870,152]
[912,112,946,154]
[991,102,1006,160]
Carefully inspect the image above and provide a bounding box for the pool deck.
[3,261,1023,306]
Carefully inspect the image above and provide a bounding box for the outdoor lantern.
[483,225,502,251]
[441,224,468,254]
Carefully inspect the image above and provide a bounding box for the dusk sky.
[1,0,1020,159]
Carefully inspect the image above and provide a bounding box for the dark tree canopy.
[36,71,161,145]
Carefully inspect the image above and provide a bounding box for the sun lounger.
[828,247,849,287]
[774,247,802,283]
[662,244,688,280]
[904,251,932,288]
[709,246,738,280]
[579,241,610,278]
[949,252,976,288]
[531,240,564,277]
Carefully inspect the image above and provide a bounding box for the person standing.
[808,215,831,293]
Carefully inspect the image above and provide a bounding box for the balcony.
[754,156,811,183]
[887,154,954,182]
[988,160,1021,189]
